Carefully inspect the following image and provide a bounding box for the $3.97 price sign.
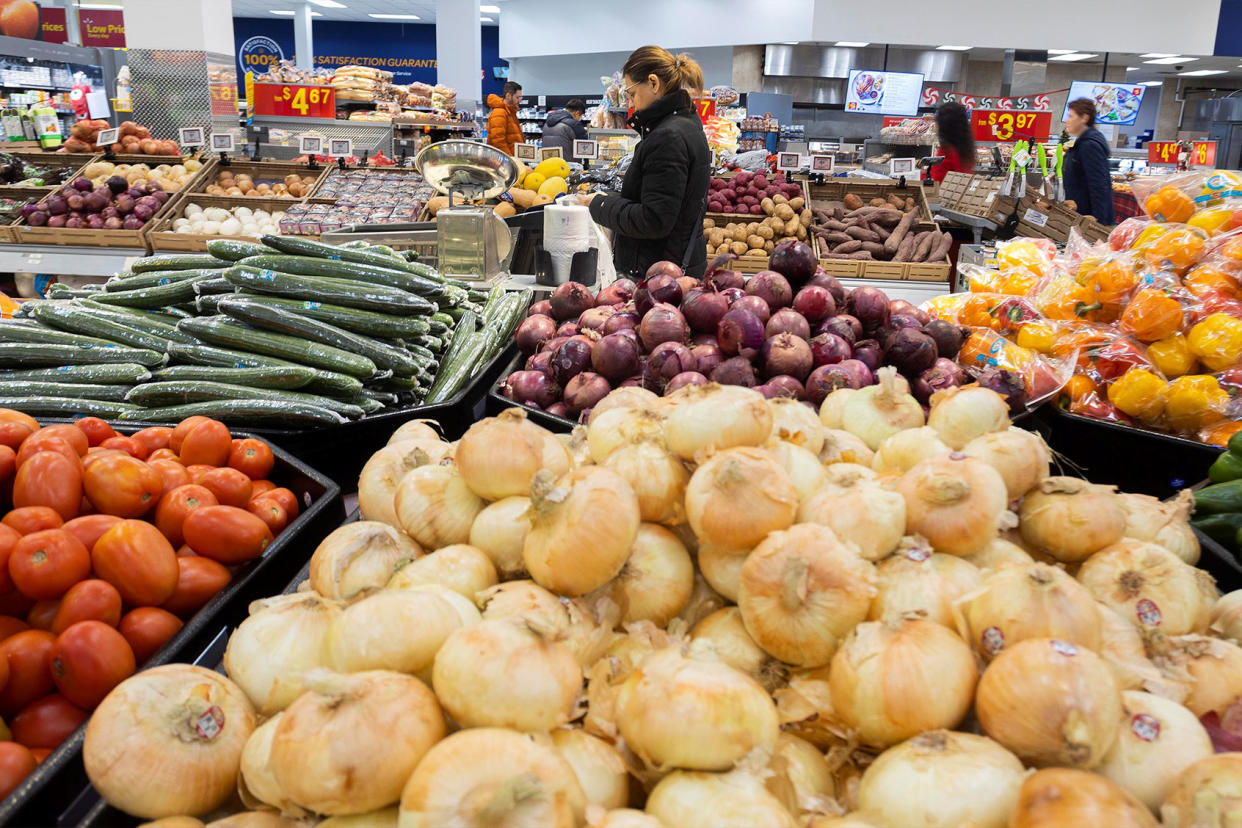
[970,110,1052,143]
[250,83,336,118]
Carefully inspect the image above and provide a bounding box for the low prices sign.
[971,110,1052,143]
[40,8,67,43]
[1147,141,1180,165]
[692,97,716,123]
[1190,140,1218,167]
[250,83,335,118]
[77,9,124,47]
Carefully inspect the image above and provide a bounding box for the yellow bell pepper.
[1164,374,1229,433]
[1147,334,1198,378]
[1106,367,1168,421]
[1188,206,1234,236]
[1016,321,1056,354]
[1187,313,1242,372]
[1130,223,1170,253]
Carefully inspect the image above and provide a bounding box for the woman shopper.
[931,101,976,183]
[1062,97,1116,224]
[582,46,711,278]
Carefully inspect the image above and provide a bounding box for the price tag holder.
[572,139,598,161]
[211,132,235,153]
[299,134,324,156]
[96,128,118,147]
[776,152,801,172]
[178,127,205,148]
[514,142,537,162]
[692,97,716,123]
[1191,140,1217,167]
[537,95,546,106]
[1011,148,1031,168]
[539,146,563,161]
[810,154,835,173]
[890,157,916,176]
[327,138,353,158]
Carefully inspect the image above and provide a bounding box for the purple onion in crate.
[676,276,700,297]
[578,305,615,333]
[597,278,636,306]
[591,332,641,382]
[852,339,883,373]
[67,194,84,212]
[546,402,572,418]
[806,360,874,405]
[710,356,757,387]
[71,177,92,192]
[644,342,695,392]
[913,358,967,404]
[793,285,836,322]
[549,338,593,385]
[808,271,846,305]
[765,308,811,340]
[819,314,861,343]
[27,210,47,227]
[977,368,1028,413]
[721,287,745,305]
[526,351,552,373]
[602,309,639,335]
[682,287,730,334]
[45,194,67,215]
[504,370,560,408]
[530,299,553,317]
[556,321,581,338]
[619,376,644,388]
[516,314,557,355]
[746,270,793,310]
[690,334,719,348]
[761,375,805,399]
[809,333,852,367]
[762,334,813,380]
[646,273,684,307]
[768,240,817,285]
[639,303,687,350]
[924,319,967,361]
[847,287,890,332]
[890,299,930,325]
[666,371,708,394]
[708,269,744,291]
[691,343,723,376]
[46,214,65,228]
[733,295,770,325]
[877,314,926,347]
[717,308,765,358]
[885,328,939,377]
[564,372,611,413]
[549,282,594,321]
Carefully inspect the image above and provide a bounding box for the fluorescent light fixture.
[1138,80,1164,86]
[480,16,494,21]
[1180,68,1227,76]
[480,4,502,11]
[1048,53,1098,61]
[835,42,869,47]
[1126,66,1139,71]
[271,9,322,14]
[368,12,420,18]
[1047,49,1077,54]
[306,0,346,6]
[937,45,972,51]
[782,41,799,45]
[1141,53,1177,58]
[77,3,123,8]
[1145,56,1195,64]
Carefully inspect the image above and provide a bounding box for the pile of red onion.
[500,240,973,421]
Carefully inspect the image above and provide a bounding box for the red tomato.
[184,464,213,484]
[0,616,27,642]
[130,427,172,456]
[0,525,19,593]
[178,420,231,467]
[0,593,34,620]
[91,520,178,607]
[182,506,273,565]
[197,467,252,509]
[61,515,121,553]
[15,436,79,471]
[9,529,90,600]
[29,748,49,764]
[249,479,277,499]
[0,742,36,799]
[263,487,299,520]
[12,450,82,521]
[1,507,62,535]
[146,448,180,464]
[51,580,121,634]
[10,694,87,750]
[148,459,190,498]
[0,444,16,487]
[247,498,288,535]
[169,416,211,454]
[0,630,56,715]
[228,438,275,480]
[98,436,148,461]
[118,607,183,663]
[81,449,126,469]
[160,557,230,618]
[25,425,86,458]
[0,410,38,452]
[49,620,135,709]
[25,600,58,631]
[153,485,218,548]
[82,455,163,518]
[73,418,116,448]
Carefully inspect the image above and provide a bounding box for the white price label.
[1013,148,1031,167]
[572,140,598,161]
[514,142,537,161]
[776,152,801,171]
[810,154,834,173]
[1023,207,1049,227]
[299,134,324,155]
[211,133,235,153]
[327,138,353,158]
[538,146,563,161]
[179,127,205,147]
[96,128,118,147]
[890,157,916,176]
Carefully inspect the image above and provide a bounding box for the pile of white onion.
[81,379,1242,828]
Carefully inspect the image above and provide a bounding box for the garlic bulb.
[455,409,573,500]
[796,463,906,561]
[308,521,421,601]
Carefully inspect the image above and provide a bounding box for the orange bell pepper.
[1201,420,1242,447]
[1060,374,1098,405]
[1145,185,1195,223]
[1084,259,1139,322]
[1184,264,1241,299]
[1119,288,1184,342]
[1144,227,1207,275]
[958,294,1000,330]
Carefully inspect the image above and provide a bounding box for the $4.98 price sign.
[250,83,336,118]
[970,110,1052,143]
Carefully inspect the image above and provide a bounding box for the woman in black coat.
[585,46,711,278]
[1062,97,1116,225]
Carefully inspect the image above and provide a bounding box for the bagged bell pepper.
[1165,374,1230,433]
[1147,334,1199,379]
[1119,287,1186,343]
[1187,313,1242,372]
[1106,367,1168,422]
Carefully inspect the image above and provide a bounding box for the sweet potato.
[884,210,917,255]
[869,198,889,208]
[820,219,848,231]
[905,197,916,211]
[825,251,873,260]
[825,231,852,245]
[895,233,917,262]
[843,193,864,210]
[929,231,953,263]
[861,241,887,258]
[870,209,903,226]
[834,240,863,254]
[845,225,880,242]
[913,231,936,262]
[887,194,907,210]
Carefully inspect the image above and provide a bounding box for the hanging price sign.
[970,110,1052,143]
[250,83,335,118]
[1190,141,1217,167]
[693,97,716,123]
[1147,141,1180,165]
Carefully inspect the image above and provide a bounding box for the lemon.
[535,158,570,180]
[537,176,568,198]
[523,172,546,191]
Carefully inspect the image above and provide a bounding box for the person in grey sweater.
[541,99,588,155]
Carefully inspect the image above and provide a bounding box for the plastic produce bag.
[958,328,1074,405]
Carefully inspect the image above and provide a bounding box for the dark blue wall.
[233,17,507,99]
[1217,0,1242,56]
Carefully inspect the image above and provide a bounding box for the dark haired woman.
[1062,97,1115,224]
[581,46,711,277]
[931,102,976,183]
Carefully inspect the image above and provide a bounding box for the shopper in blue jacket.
[1062,97,1116,225]
[541,99,588,156]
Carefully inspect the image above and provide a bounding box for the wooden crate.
[1013,194,1084,244]
[815,235,952,282]
[1078,217,1111,243]
[188,159,328,200]
[148,195,298,252]
[804,179,934,227]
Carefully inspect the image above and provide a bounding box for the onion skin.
[763,375,805,400]
[549,337,595,386]
[1009,768,1158,828]
[1159,753,1242,827]
[639,303,688,351]
[456,409,572,501]
[690,343,724,376]
[645,767,798,828]
[733,294,771,325]
[1019,477,1127,563]
[847,287,890,332]
[516,314,557,355]
[308,521,421,601]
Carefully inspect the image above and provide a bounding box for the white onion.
[609,524,693,626]
[1095,602,1183,697]
[601,438,689,524]
[478,580,619,668]
[323,587,473,675]
[559,427,593,468]
[456,409,573,500]
[1097,690,1214,811]
[691,607,785,691]
[238,714,305,817]
[840,367,923,450]
[927,386,1010,450]
[963,427,1051,501]
[764,732,836,819]
[357,440,449,527]
[587,406,666,463]
[469,496,533,578]
[644,767,797,828]
[387,419,441,446]
[856,730,1025,828]
[897,453,1009,557]
[697,541,748,601]
[549,729,629,812]
[316,808,398,827]
[589,386,659,423]
[818,388,855,429]
[1212,589,1242,643]
[1077,539,1216,637]
[819,428,874,467]
[1159,753,1242,828]
[796,463,905,561]
[963,537,1034,571]
[685,447,798,550]
[1011,767,1159,827]
[1119,490,1200,565]
[395,463,485,550]
[308,521,421,601]
[765,397,825,455]
[663,384,773,461]
[386,544,497,600]
[587,809,663,828]
[1018,477,1127,563]
[1156,635,1242,717]
[764,441,829,504]
[871,427,951,475]
[869,545,982,627]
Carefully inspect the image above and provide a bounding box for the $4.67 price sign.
[970,110,1052,143]
[250,83,336,118]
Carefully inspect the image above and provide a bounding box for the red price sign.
[1190,141,1217,167]
[693,97,716,123]
[250,83,335,118]
[1147,141,1180,165]
[970,110,1052,143]
[209,83,236,117]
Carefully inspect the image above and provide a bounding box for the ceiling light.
[271,9,322,14]
[1047,49,1077,54]
[368,12,420,18]
[1141,53,1177,58]
[1126,66,1139,71]
[480,4,502,11]
[835,42,869,47]
[77,3,123,8]
[782,42,799,45]
[937,46,971,51]
[1145,56,1195,64]
[1139,80,1164,86]
[306,0,346,6]
[1180,69,1227,76]
[1048,53,1098,61]
[480,16,494,22]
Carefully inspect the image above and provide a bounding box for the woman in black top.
[584,46,711,277]
[1062,97,1116,225]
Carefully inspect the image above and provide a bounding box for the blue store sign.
[238,35,286,74]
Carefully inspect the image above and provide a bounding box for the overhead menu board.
[845,70,924,117]
[1063,81,1146,126]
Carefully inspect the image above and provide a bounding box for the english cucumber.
[0,363,151,384]
[205,239,270,261]
[164,341,363,396]
[223,266,433,316]
[131,253,232,273]
[236,255,445,298]
[148,364,315,389]
[89,276,210,309]
[0,381,133,401]
[0,320,120,349]
[231,294,430,338]
[177,316,378,379]
[122,398,345,426]
[29,303,170,352]
[126,381,365,418]
[0,396,139,418]
[105,268,215,292]
[0,342,165,368]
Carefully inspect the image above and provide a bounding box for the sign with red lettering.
[77,9,125,47]
[39,8,67,43]
[250,83,335,118]
[970,110,1052,143]
[1147,141,1180,165]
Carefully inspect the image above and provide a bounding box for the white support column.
[436,0,481,110]
[294,1,315,70]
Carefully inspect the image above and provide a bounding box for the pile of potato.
[704,191,812,258]
[205,170,315,199]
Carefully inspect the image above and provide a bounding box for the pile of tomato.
[0,410,299,800]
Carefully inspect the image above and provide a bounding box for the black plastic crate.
[0,432,345,828]
[1193,526,1242,593]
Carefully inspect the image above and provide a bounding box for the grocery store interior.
[0,0,1240,826]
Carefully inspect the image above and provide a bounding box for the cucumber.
[484,290,530,362]
[236,255,445,298]
[178,316,378,379]
[223,266,433,316]
[29,303,170,353]
[195,295,225,315]
[426,332,486,404]
[351,395,385,414]
[88,276,210,309]
[0,342,164,368]
[216,296,421,377]
[0,396,139,418]
[436,310,476,380]
[232,294,430,338]
[0,381,133,401]
[1192,513,1242,551]
[131,254,233,273]
[206,239,270,261]
[428,319,449,336]
[0,363,151,384]
[193,277,236,295]
[126,381,365,418]
[165,342,364,396]
[104,268,216,292]
[1194,480,1242,516]
[148,364,315,389]
[259,234,443,279]
[123,399,345,426]
[74,300,198,345]
[0,321,120,349]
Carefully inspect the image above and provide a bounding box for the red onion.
[733,295,770,325]
[765,308,811,340]
[503,370,560,408]
[644,342,696,392]
[578,305,616,332]
[619,376,645,388]
[546,402,572,418]
[667,371,708,394]
[806,360,874,404]
[613,328,641,348]
[690,334,719,348]
[530,299,553,317]
[549,338,593,385]
[1201,707,1242,753]
[691,343,723,376]
[762,334,813,380]
[676,276,700,296]
[721,287,746,305]
[768,240,818,285]
[885,328,939,377]
[976,368,1028,413]
[877,314,926,348]
[549,282,595,321]
[540,336,569,355]
[745,270,793,311]
[635,273,683,316]
[564,372,611,413]
[717,308,765,358]
[792,285,836,322]
[556,320,581,338]
[645,260,683,280]
[601,310,639,335]
[819,314,861,343]
[763,375,805,399]
[710,356,757,387]
[682,287,730,334]
[809,332,852,366]
[808,271,846,305]
[639,303,687,350]
[597,280,634,306]
[913,358,967,404]
[852,339,883,373]
[889,299,930,325]
[525,352,552,373]
[708,269,744,291]
[847,287,891,332]
[924,319,967,360]
[591,332,641,382]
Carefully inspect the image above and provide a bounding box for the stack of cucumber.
[0,235,530,426]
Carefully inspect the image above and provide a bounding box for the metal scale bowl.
[414,140,519,281]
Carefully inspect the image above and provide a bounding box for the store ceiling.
[229,0,503,24]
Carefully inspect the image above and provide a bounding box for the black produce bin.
[1193,526,1242,593]
[0,434,345,828]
